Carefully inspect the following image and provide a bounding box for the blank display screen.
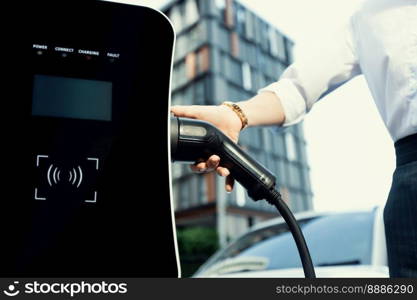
[32,75,112,121]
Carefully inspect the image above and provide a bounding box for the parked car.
[194,207,388,277]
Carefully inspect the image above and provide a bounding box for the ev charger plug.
[171,116,316,278]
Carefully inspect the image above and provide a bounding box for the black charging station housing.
[0,0,178,277]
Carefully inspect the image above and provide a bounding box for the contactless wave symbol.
[46,164,83,188]
[35,155,98,203]
[3,281,20,297]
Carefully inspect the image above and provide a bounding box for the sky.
[109,0,396,212]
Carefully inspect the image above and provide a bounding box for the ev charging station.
[0,0,179,277]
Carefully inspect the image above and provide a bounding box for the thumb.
[171,105,199,119]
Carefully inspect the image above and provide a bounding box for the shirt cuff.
[258,78,307,127]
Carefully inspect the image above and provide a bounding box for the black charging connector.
[170,116,316,278]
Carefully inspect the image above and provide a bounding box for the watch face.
[0,0,178,277]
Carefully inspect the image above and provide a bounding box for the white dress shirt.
[259,0,417,142]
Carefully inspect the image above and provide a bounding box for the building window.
[230,32,239,57]
[217,26,230,52]
[260,22,269,52]
[184,0,199,27]
[246,43,256,66]
[276,32,286,61]
[172,181,179,211]
[253,18,261,44]
[275,158,286,185]
[188,23,206,49]
[225,0,234,27]
[262,128,273,152]
[235,182,246,207]
[288,163,301,188]
[226,57,242,86]
[182,84,194,105]
[236,5,245,34]
[172,62,187,90]
[178,178,190,209]
[245,10,254,40]
[257,73,266,91]
[301,169,311,192]
[280,186,291,206]
[198,174,207,204]
[189,175,199,206]
[242,62,252,91]
[290,192,300,212]
[268,27,278,56]
[286,40,295,63]
[256,47,265,70]
[204,173,216,203]
[169,6,183,33]
[184,46,210,82]
[174,35,186,61]
[192,79,205,104]
[215,0,226,10]
[185,52,197,80]
[197,46,210,73]
[285,132,297,161]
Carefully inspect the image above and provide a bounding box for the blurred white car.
[194,207,388,278]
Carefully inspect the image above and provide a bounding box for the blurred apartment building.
[164,0,313,244]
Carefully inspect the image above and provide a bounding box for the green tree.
[177,227,219,277]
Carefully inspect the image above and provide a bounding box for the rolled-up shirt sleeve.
[258,18,361,126]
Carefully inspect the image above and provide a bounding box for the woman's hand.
[171,104,243,192]
[171,92,286,191]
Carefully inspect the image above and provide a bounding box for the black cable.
[266,189,316,278]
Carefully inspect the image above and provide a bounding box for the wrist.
[221,101,248,130]
[218,103,245,132]
[235,100,251,127]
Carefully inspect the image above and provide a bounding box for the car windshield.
[196,211,374,275]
